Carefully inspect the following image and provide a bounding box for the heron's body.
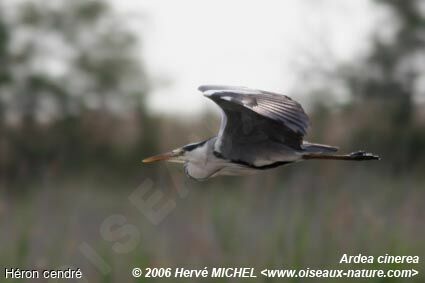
[143,85,379,180]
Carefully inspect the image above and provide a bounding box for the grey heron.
[143,85,379,180]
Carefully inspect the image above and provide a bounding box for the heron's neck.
[184,137,222,180]
[185,138,214,164]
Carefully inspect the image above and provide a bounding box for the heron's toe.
[350,150,366,157]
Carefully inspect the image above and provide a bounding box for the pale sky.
[111,0,379,115]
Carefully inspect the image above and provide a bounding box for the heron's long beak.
[142,149,183,163]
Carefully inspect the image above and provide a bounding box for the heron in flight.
[143,85,379,180]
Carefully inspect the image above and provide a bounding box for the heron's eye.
[182,140,208,151]
[182,143,197,151]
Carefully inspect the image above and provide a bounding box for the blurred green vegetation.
[0,0,157,187]
[335,0,425,175]
[0,0,424,282]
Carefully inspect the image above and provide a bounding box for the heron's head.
[142,140,208,164]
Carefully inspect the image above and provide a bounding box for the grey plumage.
[143,85,379,180]
[201,85,319,167]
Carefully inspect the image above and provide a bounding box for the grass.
[0,164,424,282]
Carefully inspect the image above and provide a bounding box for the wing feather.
[199,85,310,165]
[200,85,310,135]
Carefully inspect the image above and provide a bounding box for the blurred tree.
[346,0,424,121]
[0,14,8,185]
[340,0,425,172]
[0,0,154,185]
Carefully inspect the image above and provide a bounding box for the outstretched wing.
[199,85,310,165]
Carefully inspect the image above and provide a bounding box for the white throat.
[183,139,222,180]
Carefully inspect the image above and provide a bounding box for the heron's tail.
[302,151,380,161]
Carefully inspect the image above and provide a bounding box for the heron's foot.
[350,150,365,156]
[349,151,380,160]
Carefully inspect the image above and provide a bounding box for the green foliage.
[307,0,425,173]
[0,0,153,185]
[347,0,424,103]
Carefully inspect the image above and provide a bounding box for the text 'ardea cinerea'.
[143,85,379,180]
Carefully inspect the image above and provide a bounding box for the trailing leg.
[302,150,380,161]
